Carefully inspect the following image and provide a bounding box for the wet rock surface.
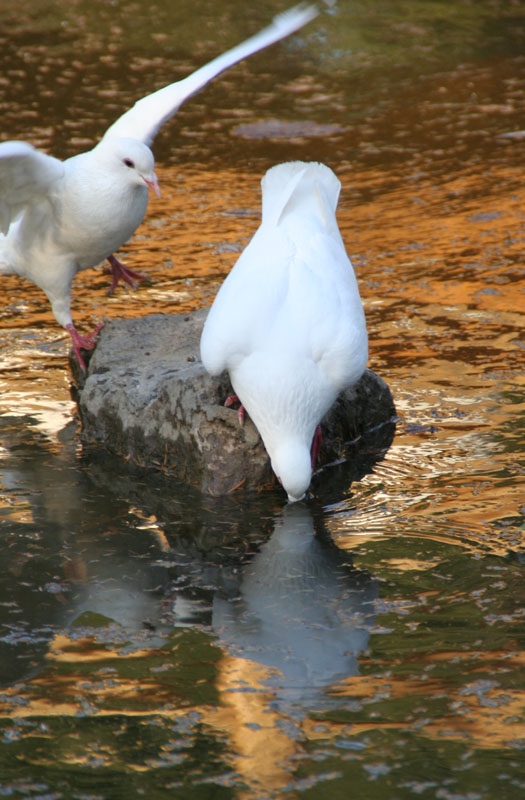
[70,309,396,496]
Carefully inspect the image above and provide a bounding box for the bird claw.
[66,322,104,371]
[79,321,104,348]
[310,424,322,468]
[225,394,246,426]
[105,254,148,295]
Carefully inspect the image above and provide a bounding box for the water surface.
[0,1,524,798]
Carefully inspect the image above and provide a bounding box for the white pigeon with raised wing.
[0,3,320,369]
[200,161,369,503]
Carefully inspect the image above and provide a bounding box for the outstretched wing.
[0,141,64,234]
[102,3,319,147]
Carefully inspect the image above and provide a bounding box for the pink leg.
[66,322,104,371]
[310,424,322,468]
[104,254,148,295]
[225,394,246,426]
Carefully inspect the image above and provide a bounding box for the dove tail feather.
[261,161,341,228]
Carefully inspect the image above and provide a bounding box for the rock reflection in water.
[1,406,386,706]
[0,399,522,796]
[0,415,172,686]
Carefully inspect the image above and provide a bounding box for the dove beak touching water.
[0,3,320,370]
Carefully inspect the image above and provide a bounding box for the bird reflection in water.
[190,503,377,705]
[1,409,383,716]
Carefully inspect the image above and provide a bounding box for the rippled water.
[1,1,524,798]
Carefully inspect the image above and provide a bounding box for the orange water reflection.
[1,148,523,547]
[1,7,524,796]
[0,633,522,795]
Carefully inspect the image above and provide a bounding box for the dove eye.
[123,158,135,168]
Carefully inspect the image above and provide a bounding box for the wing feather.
[102,3,319,146]
[0,141,64,234]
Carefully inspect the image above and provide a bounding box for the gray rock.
[70,309,396,497]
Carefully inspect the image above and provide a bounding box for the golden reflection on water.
[0,632,522,792]
[1,13,524,794]
[1,155,523,546]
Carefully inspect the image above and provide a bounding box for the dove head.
[96,136,160,197]
[271,439,312,503]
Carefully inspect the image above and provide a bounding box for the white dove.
[0,3,319,370]
[200,161,369,503]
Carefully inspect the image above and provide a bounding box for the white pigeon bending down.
[200,161,369,503]
[0,3,320,370]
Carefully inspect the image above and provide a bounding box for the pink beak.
[144,173,161,198]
